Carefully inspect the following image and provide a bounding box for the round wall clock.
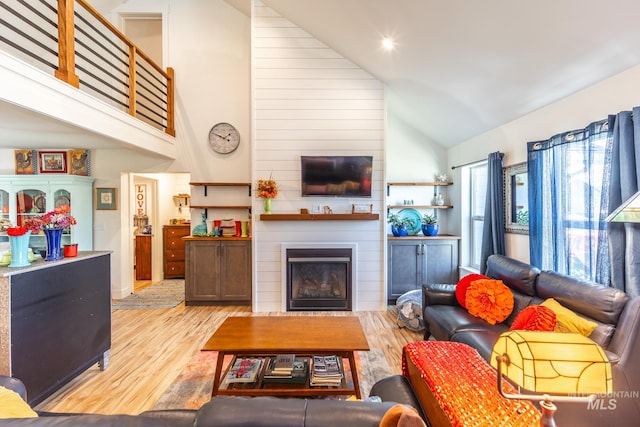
[208,122,240,154]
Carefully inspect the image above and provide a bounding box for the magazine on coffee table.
[225,358,263,383]
[310,355,343,386]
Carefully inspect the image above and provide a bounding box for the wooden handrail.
[50,0,175,136]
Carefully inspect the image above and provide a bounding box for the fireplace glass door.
[286,248,352,311]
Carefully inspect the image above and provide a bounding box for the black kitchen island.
[0,251,111,405]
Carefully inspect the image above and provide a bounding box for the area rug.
[112,280,185,309]
[151,349,393,410]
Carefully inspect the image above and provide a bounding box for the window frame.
[468,162,487,271]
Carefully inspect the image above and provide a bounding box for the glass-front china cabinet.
[0,175,94,251]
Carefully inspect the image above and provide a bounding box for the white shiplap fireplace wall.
[251,0,386,312]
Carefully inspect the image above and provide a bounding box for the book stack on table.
[263,354,308,384]
[225,358,263,383]
[310,355,343,386]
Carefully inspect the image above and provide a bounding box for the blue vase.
[8,231,32,268]
[44,228,64,261]
[422,224,439,236]
[391,225,408,237]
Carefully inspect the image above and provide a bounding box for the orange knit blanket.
[402,341,541,427]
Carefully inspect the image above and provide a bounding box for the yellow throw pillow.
[0,386,38,419]
[541,298,597,337]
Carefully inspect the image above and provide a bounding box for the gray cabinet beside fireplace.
[184,238,251,305]
[387,236,459,303]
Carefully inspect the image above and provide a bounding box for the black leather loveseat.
[0,374,427,427]
[421,254,640,427]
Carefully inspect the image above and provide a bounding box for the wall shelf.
[387,181,453,187]
[387,205,453,210]
[191,205,252,210]
[190,182,251,197]
[386,181,454,210]
[387,182,453,196]
[260,213,379,221]
[189,182,252,217]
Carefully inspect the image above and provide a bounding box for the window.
[528,120,610,284]
[469,163,487,270]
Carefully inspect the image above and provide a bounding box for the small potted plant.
[421,213,439,236]
[388,213,412,237]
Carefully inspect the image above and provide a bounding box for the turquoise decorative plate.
[398,208,422,235]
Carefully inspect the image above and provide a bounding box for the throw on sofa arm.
[422,283,458,307]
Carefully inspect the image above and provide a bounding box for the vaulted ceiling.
[257,0,640,147]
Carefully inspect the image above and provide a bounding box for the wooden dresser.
[163,225,190,279]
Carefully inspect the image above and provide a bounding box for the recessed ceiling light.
[382,37,395,50]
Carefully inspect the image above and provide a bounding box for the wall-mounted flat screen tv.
[301,156,373,197]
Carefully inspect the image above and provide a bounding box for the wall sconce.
[491,331,612,427]
[173,194,190,214]
[606,190,640,223]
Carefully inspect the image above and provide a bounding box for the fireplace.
[285,247,353,311]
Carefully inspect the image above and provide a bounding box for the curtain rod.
[451,159,486,170]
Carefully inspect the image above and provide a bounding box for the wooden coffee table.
[203,316,370,398]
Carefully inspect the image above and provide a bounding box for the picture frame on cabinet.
[14,149,36,174]
[68,149,90,176]
[96,187,118,210]
[39,151,67,173]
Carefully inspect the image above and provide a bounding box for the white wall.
[448,64,640,263]
[112,0,251,181]
[94,0,251,297]
[252,0,386,311]
[385,89,452,234]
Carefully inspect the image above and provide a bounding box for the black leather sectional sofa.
[0,374,427,427]
[422,254,640,427]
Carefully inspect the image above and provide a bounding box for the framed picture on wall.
[39,151,67,173]
[96,188,118,210]
[68,149,90,176]
[14,149,36,174]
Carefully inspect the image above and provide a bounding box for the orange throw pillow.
[509,305,557,331]
[455,273,489,308]
[465,279,514,325]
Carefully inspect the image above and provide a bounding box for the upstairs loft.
[0,0,177,158]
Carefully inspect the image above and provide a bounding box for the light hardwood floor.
[34,302,423,415]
